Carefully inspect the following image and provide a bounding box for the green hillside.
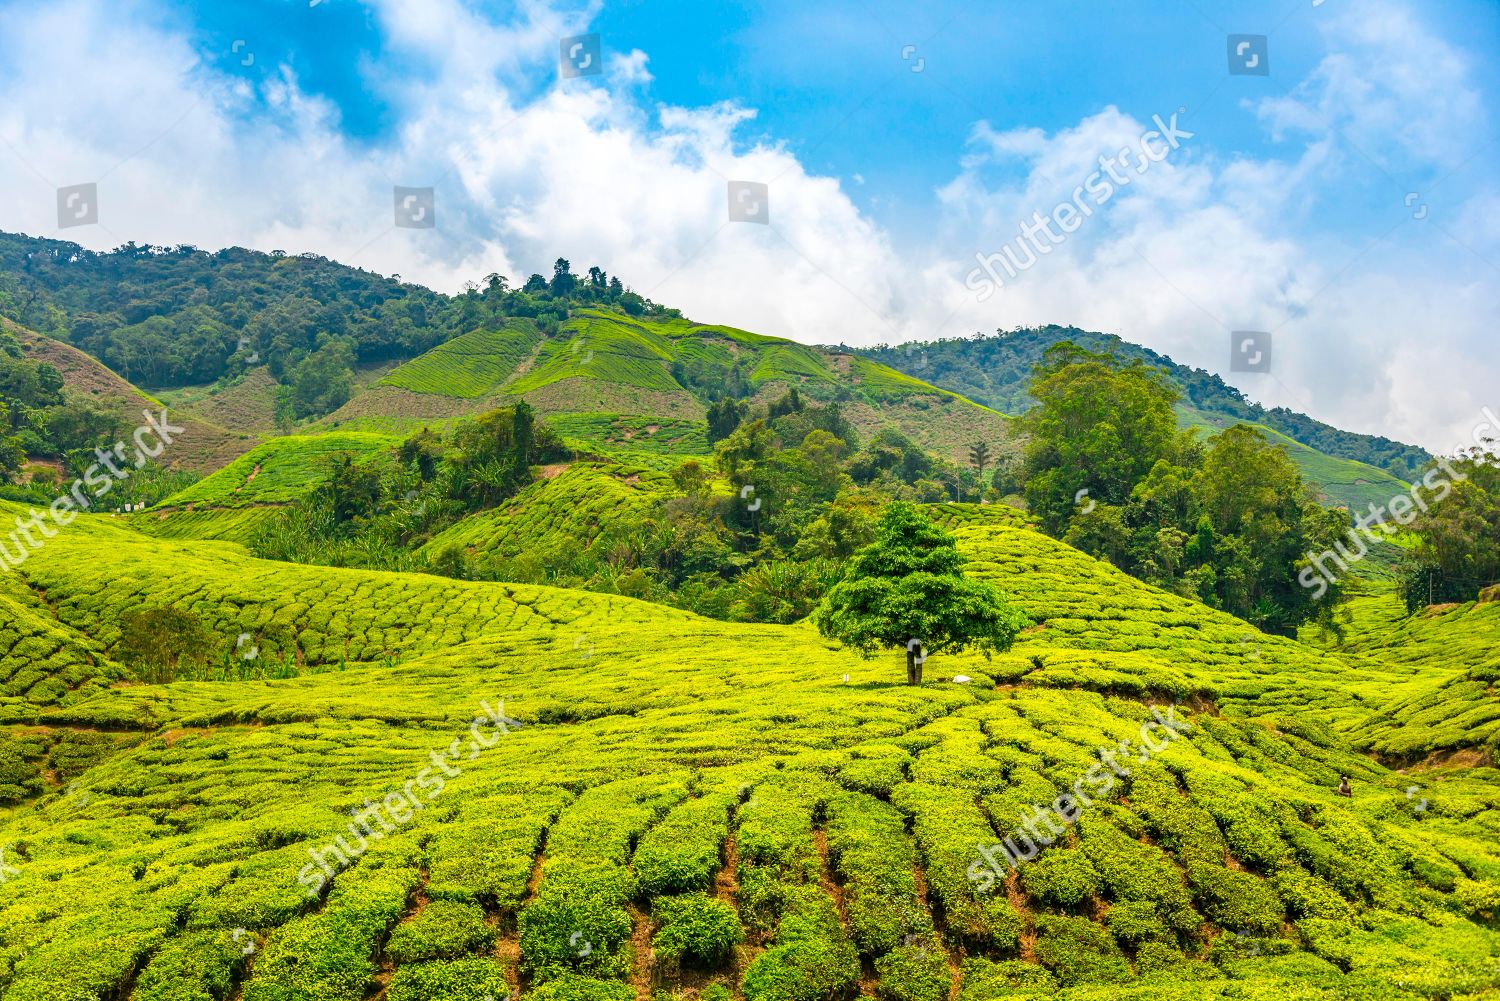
[156,432,399,509]
[379,321,546,399]
[1179,408,1413,513]
[330,309,1013,468]
[1302,582,1500,762]
[857,326,1431,480]
[0,501,1496,999]
[419,462,677,562]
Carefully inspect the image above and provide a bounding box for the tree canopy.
[814,502,1027,684]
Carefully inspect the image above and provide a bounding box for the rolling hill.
[0,497,1496,999]
[322,309,1017,469]
[1,232,1495,1001]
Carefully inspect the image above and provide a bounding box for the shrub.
[1134,940,1194,980]
[527,974,637,1001]
[1020,848,1100,909]
[384,900,494,963]
[740,886,858,1001]
[133,930,245,1001]
[652,894,743,967]
[1032,914,1133,988]
[1104,900,1167,945]
[386,958,511,1001]
[1270,866,1351,921]
[1076,817,1200,933]
[1189,866,1284,935]
[1456,878,1500,923]
[839,756,909,797]
[635,794,733,895]
[518,883,633,981]
[242,862,417,1001]
[873,937,950,1001]
[956,957,1057,1001]
[824,791,929,954]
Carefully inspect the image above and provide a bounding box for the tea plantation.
[1,497,1497,1001]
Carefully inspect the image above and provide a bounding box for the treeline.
[253,389,997,624]
[859,325,1431,479]
[246,346,1377,635]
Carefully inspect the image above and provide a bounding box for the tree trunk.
[906,648,922,686]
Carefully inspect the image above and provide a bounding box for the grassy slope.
[5,321,257,475]
[155,432,398,509]
[0,508,1496,999]
[1301,583,1500,762]
[0,570,118,722]
[327,309,1016,463]
[1179,406,1411,513]
[157,368,282,437]
[419,462,675,560]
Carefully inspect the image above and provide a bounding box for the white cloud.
[0,0,1492,453]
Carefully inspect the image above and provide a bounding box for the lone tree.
[814,502,1027,684]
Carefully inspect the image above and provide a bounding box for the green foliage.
[163,432,398,509]
[1020,847,1100,909]
[1,468,1499,1001]
[1021,341,1182,533]
[859,324,1431,480]
[116,605,221,676]
[815,502,1027,681]
[284,337,357,419]
[380,321,542,398]
[1032,913,1134,987]
[1021,344,1345,633]
[635,794,733,895]
[385,958,512,1001]
[740,886,859,1001]
[873,937,950,1001]
[823,790,929,954]
[384,899,494,963]
[1399,452,1500,608]
[651,894,743,966]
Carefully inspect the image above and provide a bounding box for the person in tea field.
[1337,775,1352,797]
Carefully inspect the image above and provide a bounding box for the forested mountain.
[857,326,1432,480]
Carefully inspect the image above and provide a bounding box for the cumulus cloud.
[0,0,1492,452]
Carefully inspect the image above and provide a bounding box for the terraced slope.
[1302,583,1500,763]
[0,506,1497,999]
[0,571,118,723]
[420,462,676,562]
[5,321,257,474]
[1181,408,1413,514]
[326,309,1014,464]
[154,431,399,510]
[157,368,283,436]
[379,321,545,399]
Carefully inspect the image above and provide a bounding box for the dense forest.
[858,326,1432,479]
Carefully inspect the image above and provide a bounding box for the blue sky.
[0,0,1496,451]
